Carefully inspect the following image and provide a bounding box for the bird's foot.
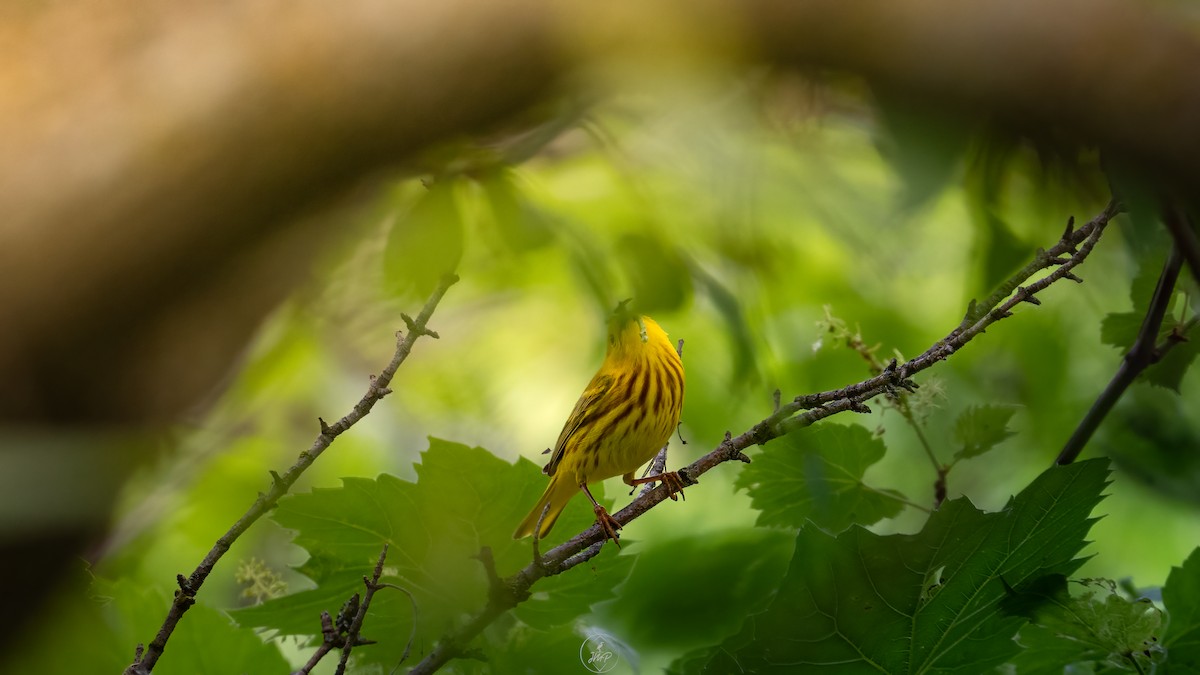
[593,504,622,548]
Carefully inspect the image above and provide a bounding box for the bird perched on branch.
[513,300,686,546]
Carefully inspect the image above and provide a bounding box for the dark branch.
[124,274,458,675]
[1162,207,1200,287]
[407,202,1121,675]
[1056,241,1185,465]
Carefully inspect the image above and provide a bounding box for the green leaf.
[3,570,289,675]
[1006,578,1163,673]
[480,168,554,253]
[1101,250,1198,392]
[1100,311,1145,351]
[102,579,290,675]
[735,424,907,532]
[1164,547,1200,671]
[383,179,464,297]
[594,528,794,656]
[1146,338,1200,393]
[513,544,635,630]
[617,232,692,314]
[952,405,1018,461]
[675,459,1110,674]
[234,438,630,668]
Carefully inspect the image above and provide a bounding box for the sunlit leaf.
[674,459,1110,674]
[952,404,1017,461]
[1005,577,1163,674]
[735,423,906,532]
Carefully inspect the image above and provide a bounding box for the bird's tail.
[513,474,577,540]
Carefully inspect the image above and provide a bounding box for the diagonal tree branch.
[123,274,458,675]
[407,202,1121,675]
[1056,235,1186,465]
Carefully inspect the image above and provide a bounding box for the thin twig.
[123,274,458,675]
[1056,241,1184,465]
[407,203,1120,675]
[293,612,339,675]
[335,545,391,675]
[383,582,419,675]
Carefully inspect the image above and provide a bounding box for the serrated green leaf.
[1102,250,1198,392]
[1145,338,1200,393]
[1100,312,1146,351]
[1163,547,1200,671]
[1006,578,1163,674]
[233,438,630,669]
[383,179,464,297]
[675,459,1110,674]
[735,424,906,532]
[952,405,1018,461]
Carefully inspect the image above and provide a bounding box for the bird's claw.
[593,504,622,548]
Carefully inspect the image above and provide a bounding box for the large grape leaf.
[233,438,633,669]
[672,459,1110,674]
[1164,547,1200,672]
[735,424,906,532]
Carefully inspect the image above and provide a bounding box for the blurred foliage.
[10,68,1200,675]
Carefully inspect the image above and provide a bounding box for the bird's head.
[605,299,663,356]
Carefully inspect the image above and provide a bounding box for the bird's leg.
[623,470,687,501]
[580,482,621,548]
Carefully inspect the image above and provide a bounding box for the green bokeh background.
[10,71,1199,674]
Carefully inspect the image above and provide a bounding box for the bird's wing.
[543,372,614,477]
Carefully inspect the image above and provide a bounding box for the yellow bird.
[513,301,686,545]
